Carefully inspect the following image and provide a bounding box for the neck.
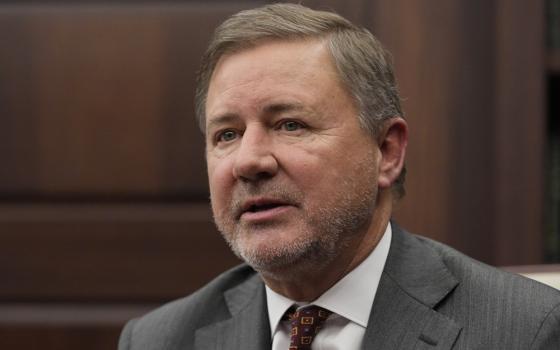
[261,190,393,302]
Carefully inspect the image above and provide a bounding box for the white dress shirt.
[266,223,392,350]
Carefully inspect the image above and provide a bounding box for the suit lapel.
[194,273,271,350]
[194,224,462,349]
[362,224,462,349]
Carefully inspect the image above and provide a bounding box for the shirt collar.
[265,222,392,334]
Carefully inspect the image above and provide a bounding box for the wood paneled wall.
[0,1,546,349]
[369,0,545,265]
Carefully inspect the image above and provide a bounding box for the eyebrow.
[206,102,310,131]
[263,102,306,115]
[206,113,239,131]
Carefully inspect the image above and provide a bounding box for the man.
[119,3,560,349]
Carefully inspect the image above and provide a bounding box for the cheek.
[207,158,234,209]
[292,147,374,192]
[278,152,316,188]
[279,151,335,197]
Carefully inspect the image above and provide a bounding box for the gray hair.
[195,3,406,198]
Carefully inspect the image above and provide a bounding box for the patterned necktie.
[287,305,332,350]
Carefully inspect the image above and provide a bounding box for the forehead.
[212,38,331,78]
[205,39,348,121]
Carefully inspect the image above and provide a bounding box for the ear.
[377,118,408,189]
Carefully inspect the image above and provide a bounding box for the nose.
[232,126,278,182]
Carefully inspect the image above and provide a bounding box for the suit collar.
[384,223,458,308]
[362,223,462,349]
[194,272,271,350]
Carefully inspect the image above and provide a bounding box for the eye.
[280,120,304,132]
[216,129,238,143]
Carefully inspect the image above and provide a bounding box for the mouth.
[238,198,294,220]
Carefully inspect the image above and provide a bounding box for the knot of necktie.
[287,305,332,350]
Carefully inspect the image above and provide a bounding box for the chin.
[232,233,337,278]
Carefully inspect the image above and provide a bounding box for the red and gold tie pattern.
[288,305,332,350]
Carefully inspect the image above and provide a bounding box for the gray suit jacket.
[119,225,560,349]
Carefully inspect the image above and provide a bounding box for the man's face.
[205,39,382,275]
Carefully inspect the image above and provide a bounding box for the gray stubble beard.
[211,168,379,281]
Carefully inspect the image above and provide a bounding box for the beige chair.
[502,265,560,290]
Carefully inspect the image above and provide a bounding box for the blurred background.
[0,0,558,349]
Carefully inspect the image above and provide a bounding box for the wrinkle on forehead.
[206,39,338,114]
[214,38,330,81]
